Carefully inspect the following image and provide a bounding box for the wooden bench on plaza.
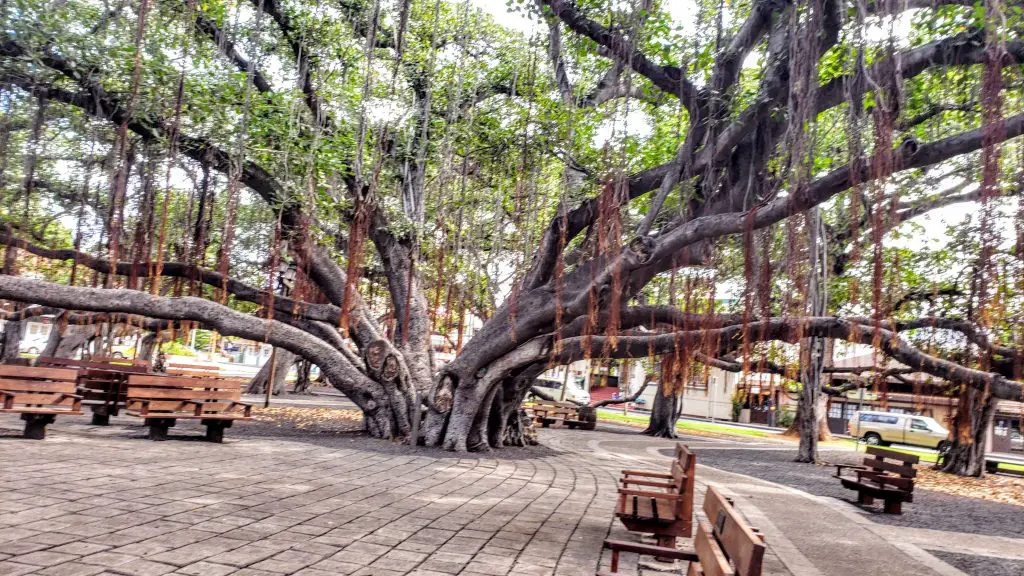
[615,443,696,548]
[37,357,151,425]
[526,401,586,429]
[0,365,82,439]
[600,486,765,576]
[834,446,918,514]
[126,373,252,442]
[165,363,221,377]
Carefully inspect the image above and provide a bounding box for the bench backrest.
[692,486,765,576]
[858,447,918,492]
[38,356,150,374]
[671,444,697,521]
[91,357,151,369]
[862,447,919,478]
[127,374,242,415]
[165,363,220,375]
[0,365,78,409]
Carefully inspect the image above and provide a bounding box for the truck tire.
[863,432,882,446]
[937,440,951,455]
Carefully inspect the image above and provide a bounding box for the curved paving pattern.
[1,415,1021,576]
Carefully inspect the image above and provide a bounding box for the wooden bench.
[835,446,919,514]
[165,363,221,377]
[126,374,252,442]
[616,443,696,548]
[37,357,150,425]
[38,356,151,373]
[526,401,586,429]
[93,357,152,370]
[600,486,765,576]
[0,365,82,439]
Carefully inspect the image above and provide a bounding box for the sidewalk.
[1,414,1021,576]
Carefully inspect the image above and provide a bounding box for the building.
[824,354,1023,454]
[632,364,797,424]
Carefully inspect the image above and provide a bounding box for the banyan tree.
[0,0,1022,474]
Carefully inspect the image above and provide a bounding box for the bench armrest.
[621,469,673,479]
[227,401,252,417]
[603,540,697,561]
[56,393,83,411]
[621,478,677,489]
[618,488,682,500]
[834,464,868,478]
[127,398,150,416]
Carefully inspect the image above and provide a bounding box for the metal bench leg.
[145,418,175,441]
[883,499,902,514]
[91,407,110,426]
[21,414,55,440]
[203,419,233,443]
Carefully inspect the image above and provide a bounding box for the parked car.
[849,410,951,453]
[530,377,590,405]
[1012,430,1023,452]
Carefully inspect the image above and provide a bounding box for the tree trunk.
[939,384,996,476]
[137,332,156,363]
[643,383,681,438]
[796,207,827,463]
[1,319,21,362]
[38,313,65,358]
[293,359,313,393]
[55,326,91,358]
[246,348,296,395]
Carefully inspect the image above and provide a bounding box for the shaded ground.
[2,410,1022,576]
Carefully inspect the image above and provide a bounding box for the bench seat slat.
[0,406,83,415]
[126,388,239,400]
[129,376,240,389]
[125,410,251,420]
[3,393,78,405]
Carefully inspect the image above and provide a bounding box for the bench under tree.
[600,485,765,576]
[615,443,697,549]
[126,374,252,442]
[835,446,919,514]
[38,357,150,425]
[0,365,82,439]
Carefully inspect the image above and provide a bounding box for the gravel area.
[928,550,1024,576]
[679,446,1024,539]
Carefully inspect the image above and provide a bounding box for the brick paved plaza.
[1,414,1022,576]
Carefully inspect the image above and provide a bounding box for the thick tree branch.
[0,275,399,420]
[192,9,273,93]
[552,317,1022,401]
[537,0,698,110]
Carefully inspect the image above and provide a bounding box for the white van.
[530,376,590,405]
[849,410,950,453]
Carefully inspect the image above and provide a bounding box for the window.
[911,419,929,431]
[829,403,843,418]
[687,376,708,390]
[859,413,898,424]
